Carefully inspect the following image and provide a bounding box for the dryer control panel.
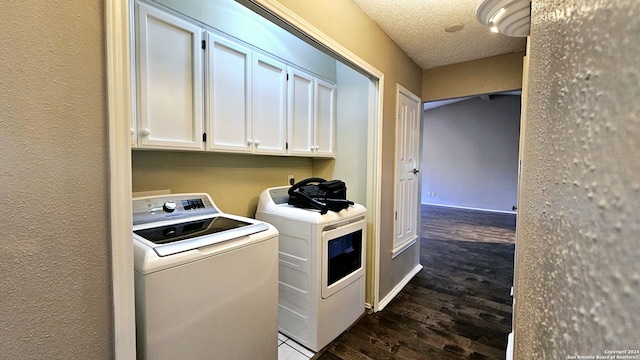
[268,187,291,205]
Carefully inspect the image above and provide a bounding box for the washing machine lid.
[134,215,269,257]
[133,193,270,257]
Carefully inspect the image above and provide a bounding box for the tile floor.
[278,332,316,360]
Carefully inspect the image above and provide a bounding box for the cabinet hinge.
[203,133,207,142]
[201,40,206,50]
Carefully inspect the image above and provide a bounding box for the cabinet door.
[205,32,252,153]
[314,78,336,158]
[136,3,203,150]
[252,53,287,155]
[287,68,314,156]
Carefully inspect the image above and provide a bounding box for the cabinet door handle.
[130,128,136,136]
[141,128,151,136]
[254,140,260,146]
[247,139,253,146]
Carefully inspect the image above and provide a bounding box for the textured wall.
[515,0,640,357]
[422,96,521,212]
[0,1,113,358]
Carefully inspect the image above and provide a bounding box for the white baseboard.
[422,202,516,215]
[376,263,423,311]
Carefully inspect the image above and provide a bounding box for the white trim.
[245,0,385,313]
[245,0,384,81]
[376,263,423,311]
[369,78,383,312]
[422,202,517,215]
[397,83,421,103]
[391,237,417,259]
[106,0,136,358]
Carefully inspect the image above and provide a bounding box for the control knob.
[163,201,177,213]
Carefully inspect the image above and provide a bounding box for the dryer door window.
[321,219,366,299]
[327,231,362,286]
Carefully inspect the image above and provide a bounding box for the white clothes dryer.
[256,186,366,352]
[133,193,278,360]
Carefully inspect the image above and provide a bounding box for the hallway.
[317,205,516,359]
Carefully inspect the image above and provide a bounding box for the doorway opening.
[106,1,387,357]
[421,90,522,214]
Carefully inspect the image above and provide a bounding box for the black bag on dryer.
[288,177,353,214]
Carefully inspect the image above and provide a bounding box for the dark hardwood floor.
[316,205,516,360]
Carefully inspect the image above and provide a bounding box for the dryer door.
[321,219,366,299]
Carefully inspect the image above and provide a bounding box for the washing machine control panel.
[133,194,219,225]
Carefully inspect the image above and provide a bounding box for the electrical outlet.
[288,175,295,185]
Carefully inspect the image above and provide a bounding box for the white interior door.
[393,85,421,255]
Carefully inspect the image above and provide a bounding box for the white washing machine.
[133,193,278,360]
[256,186,366,352]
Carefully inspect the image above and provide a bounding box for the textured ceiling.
[351,0,527,70]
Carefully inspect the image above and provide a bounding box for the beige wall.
[422,51,524,101]
[515,0,640,356]
[0,0,113,358]
[273,0,424,302]
[132,151,313,217]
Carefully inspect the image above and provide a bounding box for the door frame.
[106,0,386,356]
[106,0,136,358]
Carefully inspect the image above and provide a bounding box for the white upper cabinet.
[287,68,315,156]
[135,2,203,150]
[132,3,336,157]
[205,32,252,153]
[251,53,287,155]
[287,68,336,158]
[314,78,336,158]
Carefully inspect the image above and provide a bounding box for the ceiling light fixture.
[475,0,530,37]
